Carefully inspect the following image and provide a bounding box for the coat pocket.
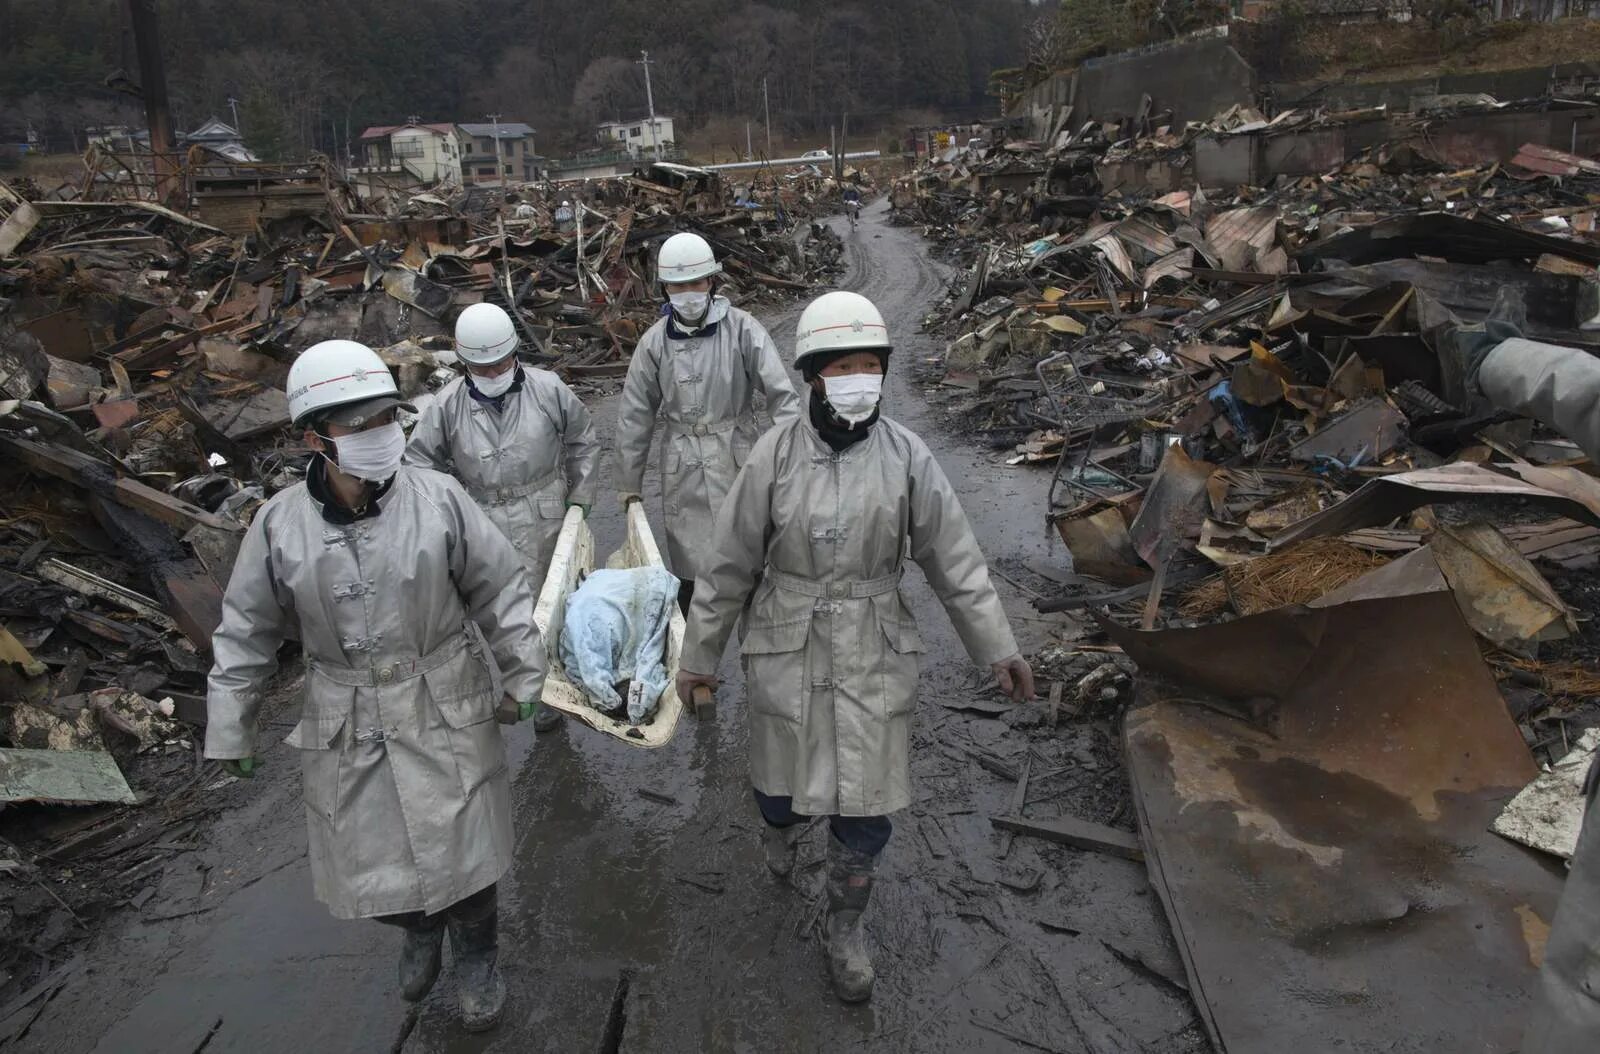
[874,606,922,718]
[740,618,811,724]
[423,649,505,797]
[536,496,566,520]
[730,425,755,470]
[285,676,353,749]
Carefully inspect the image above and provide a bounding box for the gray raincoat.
[681,415,1018,817]
[1478,337,1600,1052]
[405,367,598,583]
[614,299,799,581]
[204,464,545,919]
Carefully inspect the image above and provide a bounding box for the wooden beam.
[989,814,1144,862]
[0,435,240,534]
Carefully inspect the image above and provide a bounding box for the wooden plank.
[0,201,41,259]
[0,434,240,534]
[989,814,1145,862]
[997,753,1033,859]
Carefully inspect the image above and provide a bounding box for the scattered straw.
[1488,652,1600,701]
[1180,539,1392,618]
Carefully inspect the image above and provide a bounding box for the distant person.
[676,291,1034,1003]
[554,199,574,233]
[614,232,798,612]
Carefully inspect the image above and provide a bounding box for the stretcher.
[534,504,709,746]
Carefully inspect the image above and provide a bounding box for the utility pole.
[763,77,772,158]
[227,95,241,134]
[638,50,661,162]
[745,122,751,160]
[487,112,503,183]
[124,0,177,204]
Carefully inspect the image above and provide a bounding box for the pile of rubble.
[0,155,842,1002]
[902,104,1600,1053]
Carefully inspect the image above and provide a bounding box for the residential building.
[353,120,465,187]
[180,117,257,163]
[598,116,675,158]
[458,122,540,185]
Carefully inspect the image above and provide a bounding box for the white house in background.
[180,117,257,162]
[354,120,464,186]
[598,115,675,158]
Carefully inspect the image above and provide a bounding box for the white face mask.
[324,422,405,483]
[669,291,709,322]
[470,365,517,398]
[822,374,883,425]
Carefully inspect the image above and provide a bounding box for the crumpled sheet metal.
[1107,591,1561,1054]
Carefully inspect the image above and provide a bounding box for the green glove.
[222,757,258,779]
[566,502,591,519]
[519,700,535,721]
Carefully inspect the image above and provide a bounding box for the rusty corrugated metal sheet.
[1107,591,1561,1054]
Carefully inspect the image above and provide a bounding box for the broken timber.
[989,814,1144,861]
[0,434,240,534]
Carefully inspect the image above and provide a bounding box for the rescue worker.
[1431,302,1600,1053]
[615,231,799,610]
[675,291,1035,1003]
[554,199,574,233]
[405,301,598,735]
[205,339,545,1032]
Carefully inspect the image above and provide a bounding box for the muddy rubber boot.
[398,914,447,1002]
[761,822,802,878]
[447,897,506,1032]
[824,835,877,1003]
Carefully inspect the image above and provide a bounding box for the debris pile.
[903,104,1600,1054]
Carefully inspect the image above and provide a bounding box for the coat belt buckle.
[354,726,391,745]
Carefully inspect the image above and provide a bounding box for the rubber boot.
[824,834,877,1003]
[398,914,447,1002]
[447,893,506,1032]
[761,822,802,878]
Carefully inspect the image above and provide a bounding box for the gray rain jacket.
[681,416,1018,816]
[204,463,545,919]
[405,367,598,583]
[614,299,799,580]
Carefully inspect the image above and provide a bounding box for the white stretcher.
[533,504,695,746]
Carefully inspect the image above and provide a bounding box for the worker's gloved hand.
[566,502,591,519]
[619,491,643,508]
[991,653,1036,703]
[222,757,259,780]
[1426,286,1527,408]
[676,670,717,707]
[495,694,536,725]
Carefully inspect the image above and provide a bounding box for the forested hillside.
[0,0,1032,158]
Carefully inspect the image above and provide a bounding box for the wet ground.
[15,201,1204,1054]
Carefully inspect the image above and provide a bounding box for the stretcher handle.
[690,684,716,722]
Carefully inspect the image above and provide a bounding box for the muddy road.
[18,202,1203,1054]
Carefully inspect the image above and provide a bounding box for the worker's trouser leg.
[677,578,695,616]
[1524,757,1600,1052]
[752,789,893,858]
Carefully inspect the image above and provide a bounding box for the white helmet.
[794,291,890,370]
[286,340,412,427]
[454,302,518,365]
[657,232,722,285]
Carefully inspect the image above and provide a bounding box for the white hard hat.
[454,303,518,365]
[657,231,722,285]
[286,340,412,427]
[794,291,890,370]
